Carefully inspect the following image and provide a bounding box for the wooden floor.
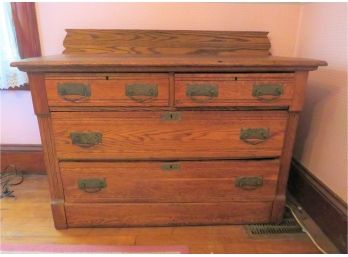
[1,175,324,253]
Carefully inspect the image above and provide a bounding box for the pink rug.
[0,244,189,253]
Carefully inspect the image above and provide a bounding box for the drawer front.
[65,202,273,227]
[45,74,170,107]
[60,160,279,203]
[52,111,288,160]
[175,73,294,107]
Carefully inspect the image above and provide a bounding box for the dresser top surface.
[12,54,327,73]
[12,29,326,73]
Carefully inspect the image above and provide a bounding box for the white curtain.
[0,2,27,89]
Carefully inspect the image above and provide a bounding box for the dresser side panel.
[290,71,309,111]
[28,73,67,229]
[271,71,309,222]
[271,112,300,223]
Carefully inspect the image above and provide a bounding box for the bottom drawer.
[60,160,279,203]
[65,202,273,227]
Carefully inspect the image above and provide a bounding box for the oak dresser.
[12,30,326,229]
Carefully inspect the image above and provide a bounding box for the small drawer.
[175,73,294,107]
[60,160,279,203]
[45,74,170,107]
[51,111,288,160]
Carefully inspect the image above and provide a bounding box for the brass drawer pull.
[78,178,106,193]
[161,163,181,171]
[125,83,158,103]
[186,84,218,103]
[240,128,270,145]
[235,176,263,190]
[70,132,102,148]
[57,82,91,102]
[252,84,283,101]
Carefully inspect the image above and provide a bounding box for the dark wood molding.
[9,2,41,91]
[288,159,347,253]
[11,2,41,58]
[1,144,45,174]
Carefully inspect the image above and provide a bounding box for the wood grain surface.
[11,54,327,73]
[27,74,67,228]
[45,74,170,107]
[271,112,300,223]
[291,71,309,111]
[175,73,294,107]
[63,29,271,56]
[65,201,273,227]
[15,29,326,229]
[44,73,296,108]
[51,111,288,160]
[60,159,279,203]
[1,175,326,253]
[11,30,326,73]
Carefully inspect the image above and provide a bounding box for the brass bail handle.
[235,176,263,190]
[78,178,107,193]
[240,128,270,145]
[126,84,158,103]
[82,187,102,193]
[186,84,218,103]
[70,132,102,148]
[57,83,91,102]
[252,84,283,102]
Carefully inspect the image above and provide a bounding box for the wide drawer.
[51,111,288,160]
[175,73,294,107]
[60,160,279,203]
[45,74,170,107]
[65,202,273,227]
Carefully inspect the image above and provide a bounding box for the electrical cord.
[0,165,24,199]
[286,204,327,254]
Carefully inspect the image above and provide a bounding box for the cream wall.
[1,3,346,202]
[293,3,347,202]
[0,91,40,144]
[36,3,302,56]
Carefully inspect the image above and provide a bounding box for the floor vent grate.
[245,207,304,235]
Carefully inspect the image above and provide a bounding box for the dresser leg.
[270,194,286,224]
[270,111,301,224]
[51,200,68,229]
